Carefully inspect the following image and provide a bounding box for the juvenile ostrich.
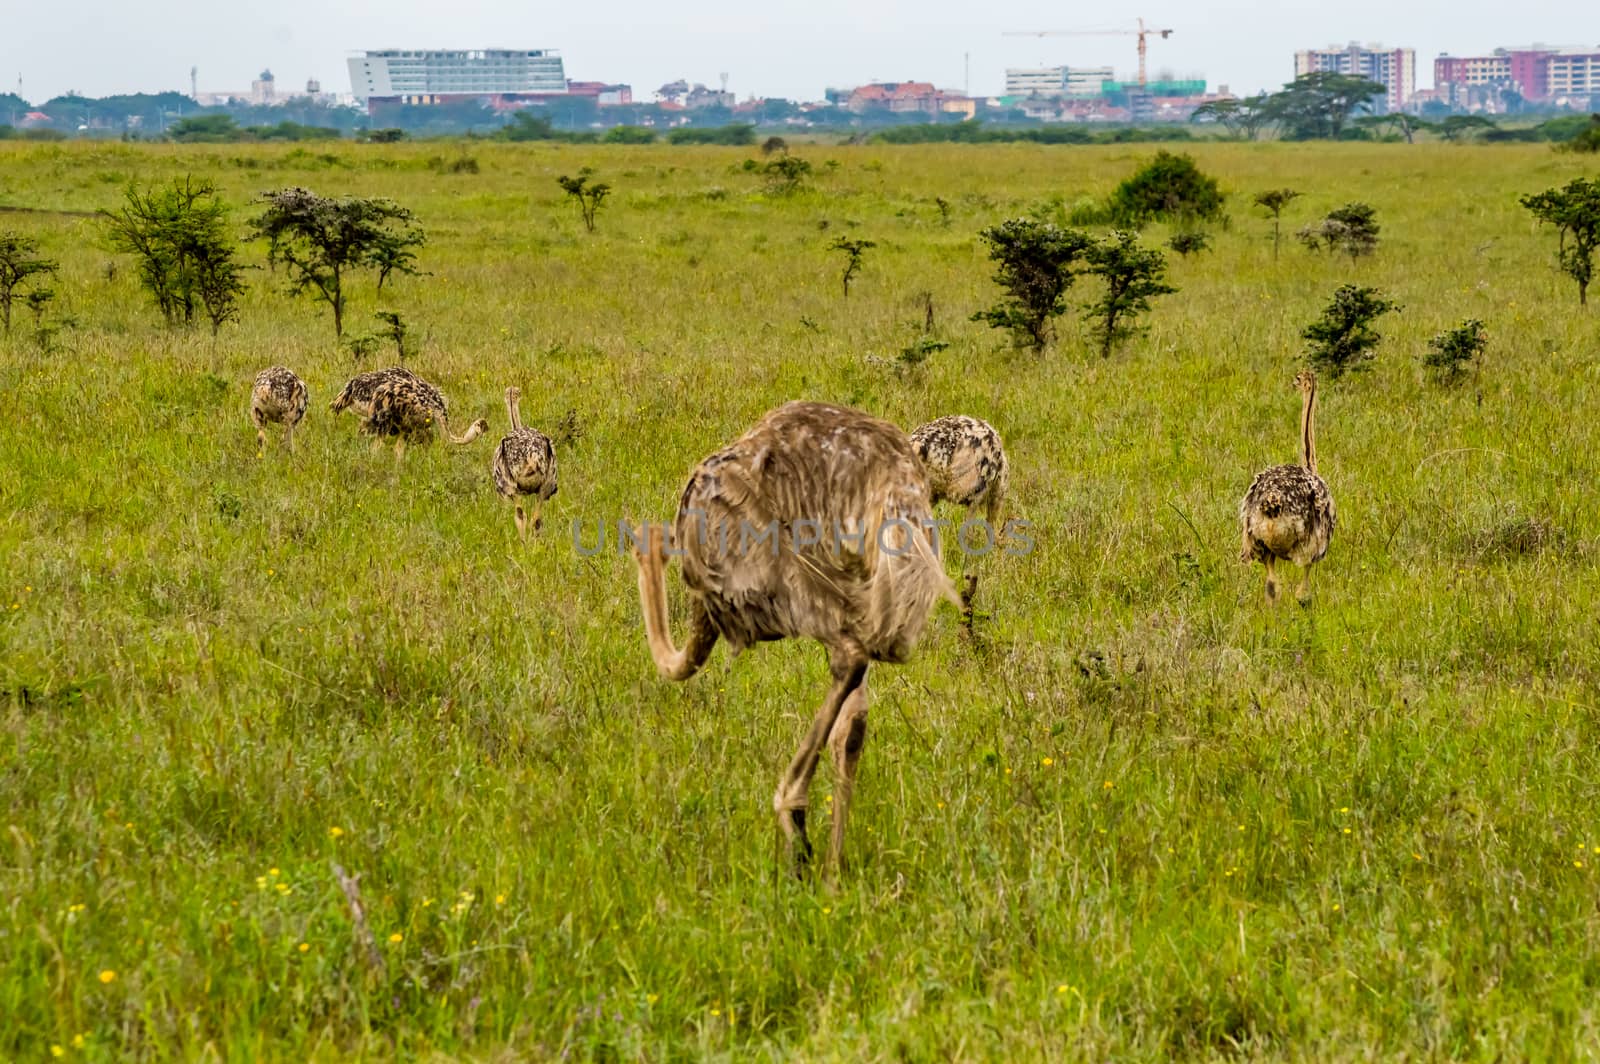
[909,415,1010,534]
[329,366,419,420]
[491,386,558,539]
[632,401,959,875]
[359,373,488,458]
[1240,370,1336,605]
[249,366,308,452]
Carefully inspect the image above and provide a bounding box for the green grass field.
[2,138,1599,1060]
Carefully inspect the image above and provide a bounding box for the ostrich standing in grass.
[250,366,308,452]
[910,414,1010,613]
[359,373,488,458]
[1240,370,1336,605]
[329,366,419,420]
[910,415,1010,533]
[491,387,558,539]
[631,401,959,876]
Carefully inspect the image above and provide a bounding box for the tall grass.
[2,139,1598,1059]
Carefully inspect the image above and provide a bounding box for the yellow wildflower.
[98,970,116,984]
[1041,757,1054,766]
[72,1034,86,1049]
[298,943,309,953]
[1103,780,1113,789]
[389,933,403,943]
[50,1047,64,1058]
[329,826,344,838]
[647,993,659,1005]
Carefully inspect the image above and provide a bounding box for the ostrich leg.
[826,673,869,876]
[1263,555,1279,604]
[774,640,866,876]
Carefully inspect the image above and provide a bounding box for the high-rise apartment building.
[1003,66,1115,97]
[1294,43,1415,111]
[347,49,567,104]
[1434,46,1600,104]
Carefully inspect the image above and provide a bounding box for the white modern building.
[346,49,567,104]
[1004,65,1115,97]
[1294,43,1415,112]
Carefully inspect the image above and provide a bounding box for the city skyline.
[2,0,1593,105]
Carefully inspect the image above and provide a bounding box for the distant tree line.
[1192,73,1599,143]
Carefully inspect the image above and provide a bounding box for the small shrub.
[1108,150,1226,226]
[761,155,812,195]
[760,135,788,155]
[1424,319,1486,383]
[1299,202,1380,261]
[1167,231,1211,258]
[1082,230,1177,358]
[1253,188,1301,260]
[603,125,657,145]
[557,168,611,233]
[1302,283,1400,378]
[0,232,59,335]
[829,237,875,298]
[1560,115,1600,153]
[971,218,1093,350]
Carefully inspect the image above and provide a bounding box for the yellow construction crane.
[1002,18,1175,89]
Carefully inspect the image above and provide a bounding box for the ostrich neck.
[1301,385,1318,474]
[505,395,522,432]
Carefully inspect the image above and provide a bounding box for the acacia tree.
[829,237,875,298]
[971,218,1093,349]
[0,232,59,335]
[1253,188,1301,260]
[1521,178,1600,305]
[101,177,247,335]
[1189,94,1273,141]
[1266,72,1386,140]
[1082,230,1177,358]
[557,168,611,232]
[250,187,425,336]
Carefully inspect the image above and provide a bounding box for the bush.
[1298,202,1379,261]
[604,125,657,144]
[971,218,1092,350]
[666,124,756,146]
[760,155,812,195]
[1082,231,1177,357]
[100,177,248,336]
[1424,319,1486,383]
[0,232,59,335]
[1561,115,1600,154]
[1108,150,1225,226]
[1521,178,1600,305]
[1166,231,1211,258]
[168,115,242,143]
[1302,284,1400,378]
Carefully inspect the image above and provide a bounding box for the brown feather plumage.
[632,400,959,876]
[250,366,308,451]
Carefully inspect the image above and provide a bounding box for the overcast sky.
[4,1,1593,104]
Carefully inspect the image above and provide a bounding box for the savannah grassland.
[1,136,1599,1061]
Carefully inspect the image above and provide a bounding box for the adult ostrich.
[631,401,958,875]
